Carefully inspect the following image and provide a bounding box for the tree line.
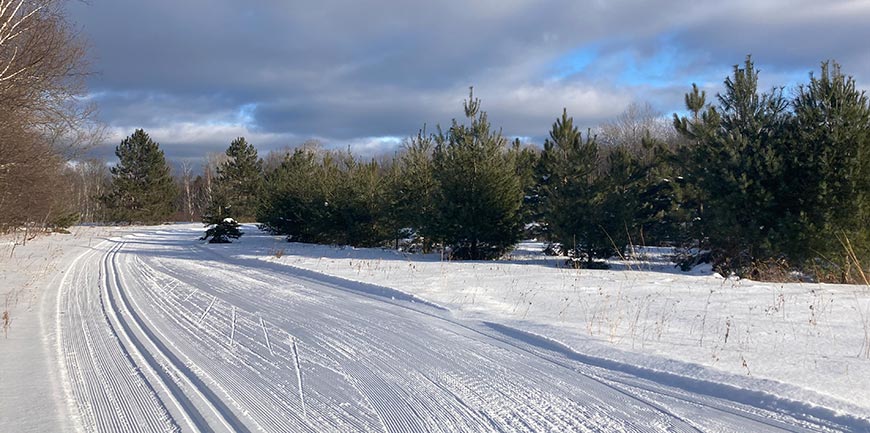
[89,57,870,282]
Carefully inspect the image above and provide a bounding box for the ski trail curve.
[55,228,867,433]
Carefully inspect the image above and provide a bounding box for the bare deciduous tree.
[203,152,229,208]
[0,0,93,231]
[63,158,110,223]
[180,160,195,221]
[597,101,679,163]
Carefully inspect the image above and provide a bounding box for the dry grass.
[838,235,870,359]
[746,258,802,283]
[799,234,870,284]
[839,234,869,286]
[269,245,285,259]
[2,308,9,339]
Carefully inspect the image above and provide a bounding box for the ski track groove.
[198,295,217,324]
[259,316,274,356]
[229,306,236,347]
[291,338,307,418]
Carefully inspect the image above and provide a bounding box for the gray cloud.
[69,0,870,161]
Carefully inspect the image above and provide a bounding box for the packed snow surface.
[253,236,870,416]
[2,224,870,432]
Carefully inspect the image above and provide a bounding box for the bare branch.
[0,0,96,231]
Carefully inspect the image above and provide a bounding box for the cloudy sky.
[68,0,870,163]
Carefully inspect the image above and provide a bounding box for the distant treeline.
[17,57,870,282]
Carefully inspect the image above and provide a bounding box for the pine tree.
[513,139,541,237]
[633,134,699,249]
[390,130,438,251]
[381,158,407,249]
[210,137,263,221]
[103,129,178,223]
[326,152,392,247]
[540,108,605,264]
[673,83,714,138]
[257,147,325,242]
[785,61,870,271]
[431,89,524,260]
[671,83,716,256]
[675,56,789,272]
[538,108,581,245]
[258,146,393,247]
[597,145,644,257]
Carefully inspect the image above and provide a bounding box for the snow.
[0,226,140,432]
[238,226,870,418]
[2,223,869,432]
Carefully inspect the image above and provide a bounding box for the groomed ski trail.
[55,227,868,432]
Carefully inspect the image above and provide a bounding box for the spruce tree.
[210,137,263,221]
[431,89,523,260]
[201,196,242,243]
[103,129,178,223]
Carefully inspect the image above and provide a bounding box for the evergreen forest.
[9,57,870,282]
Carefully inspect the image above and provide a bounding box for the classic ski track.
[100,242,199,432]
[128,252,308,431]
[105,241,248,433]
[58,241,179,433]
[127,252,363,432]
[57,229,862,432]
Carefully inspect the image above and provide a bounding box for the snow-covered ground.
[0,226,139,432]
[237,226,870,417]
[2,223,869,432]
